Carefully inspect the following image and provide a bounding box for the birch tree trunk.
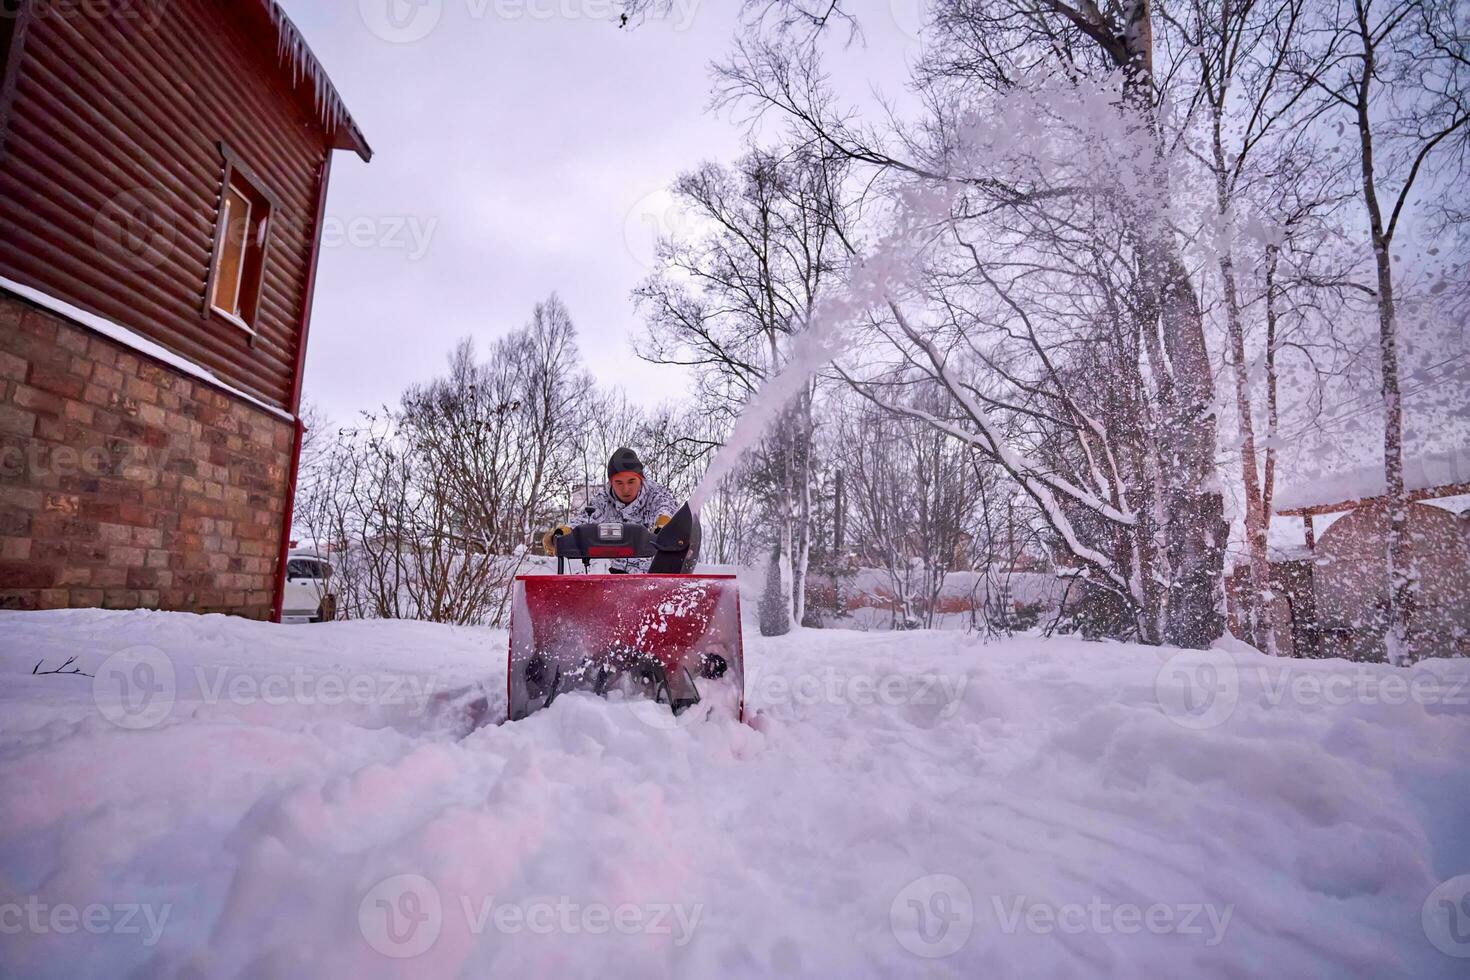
[1349,0,1411,663]
[1211,109,1276,655]
[1356,145,1411,664]
[792,387,813,627]
[1118,0,1228,648]
[759,543,792,636]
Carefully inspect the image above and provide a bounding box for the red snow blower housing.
[507,505,745,723]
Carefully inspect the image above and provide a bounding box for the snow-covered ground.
[3,609,1469,978]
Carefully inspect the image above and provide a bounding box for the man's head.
[607,447,644,504]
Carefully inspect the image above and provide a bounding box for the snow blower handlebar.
[549,503,699,575]
[554,523,658,563]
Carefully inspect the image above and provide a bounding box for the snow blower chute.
[507,504,744,723]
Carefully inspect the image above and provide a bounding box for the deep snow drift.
[2,609,1469,978]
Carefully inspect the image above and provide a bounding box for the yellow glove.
[541,525,571,555]
[653,514,672,531]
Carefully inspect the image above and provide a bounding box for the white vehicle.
[280,554,336,624]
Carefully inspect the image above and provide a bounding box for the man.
[551,448,679,573]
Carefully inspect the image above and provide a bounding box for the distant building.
[0,1,370,618]
[1235,451,1470,659]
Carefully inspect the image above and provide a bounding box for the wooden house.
[0,0,370,618]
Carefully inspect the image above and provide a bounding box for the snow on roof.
[1226,514,1346,568]
[0,276,294,423]
[1423,493,1470,517]
[1272,448,1470,514]
[1264,525,1314,561]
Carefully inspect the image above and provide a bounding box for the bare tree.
[402,295,588,556]
[294,295,595,626]
[833,377,986,629]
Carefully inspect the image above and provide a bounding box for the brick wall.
[0,292,294,617]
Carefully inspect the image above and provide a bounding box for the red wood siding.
[0,0,333,412]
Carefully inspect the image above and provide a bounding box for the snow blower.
[506,504,745,723]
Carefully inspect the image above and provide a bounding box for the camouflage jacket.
[572,478,680,573]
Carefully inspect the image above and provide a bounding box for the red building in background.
[0,0,370,618]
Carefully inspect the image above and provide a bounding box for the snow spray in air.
[688,182,963,511]
[686,75,1140,511]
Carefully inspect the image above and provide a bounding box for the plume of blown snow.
[690,181,961,509]
[690,71,1162,510]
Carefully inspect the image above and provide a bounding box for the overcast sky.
[282,1,927,424]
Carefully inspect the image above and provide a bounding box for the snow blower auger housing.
[507,504,745,724]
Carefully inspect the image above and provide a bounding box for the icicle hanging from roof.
[256,0,353,136]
